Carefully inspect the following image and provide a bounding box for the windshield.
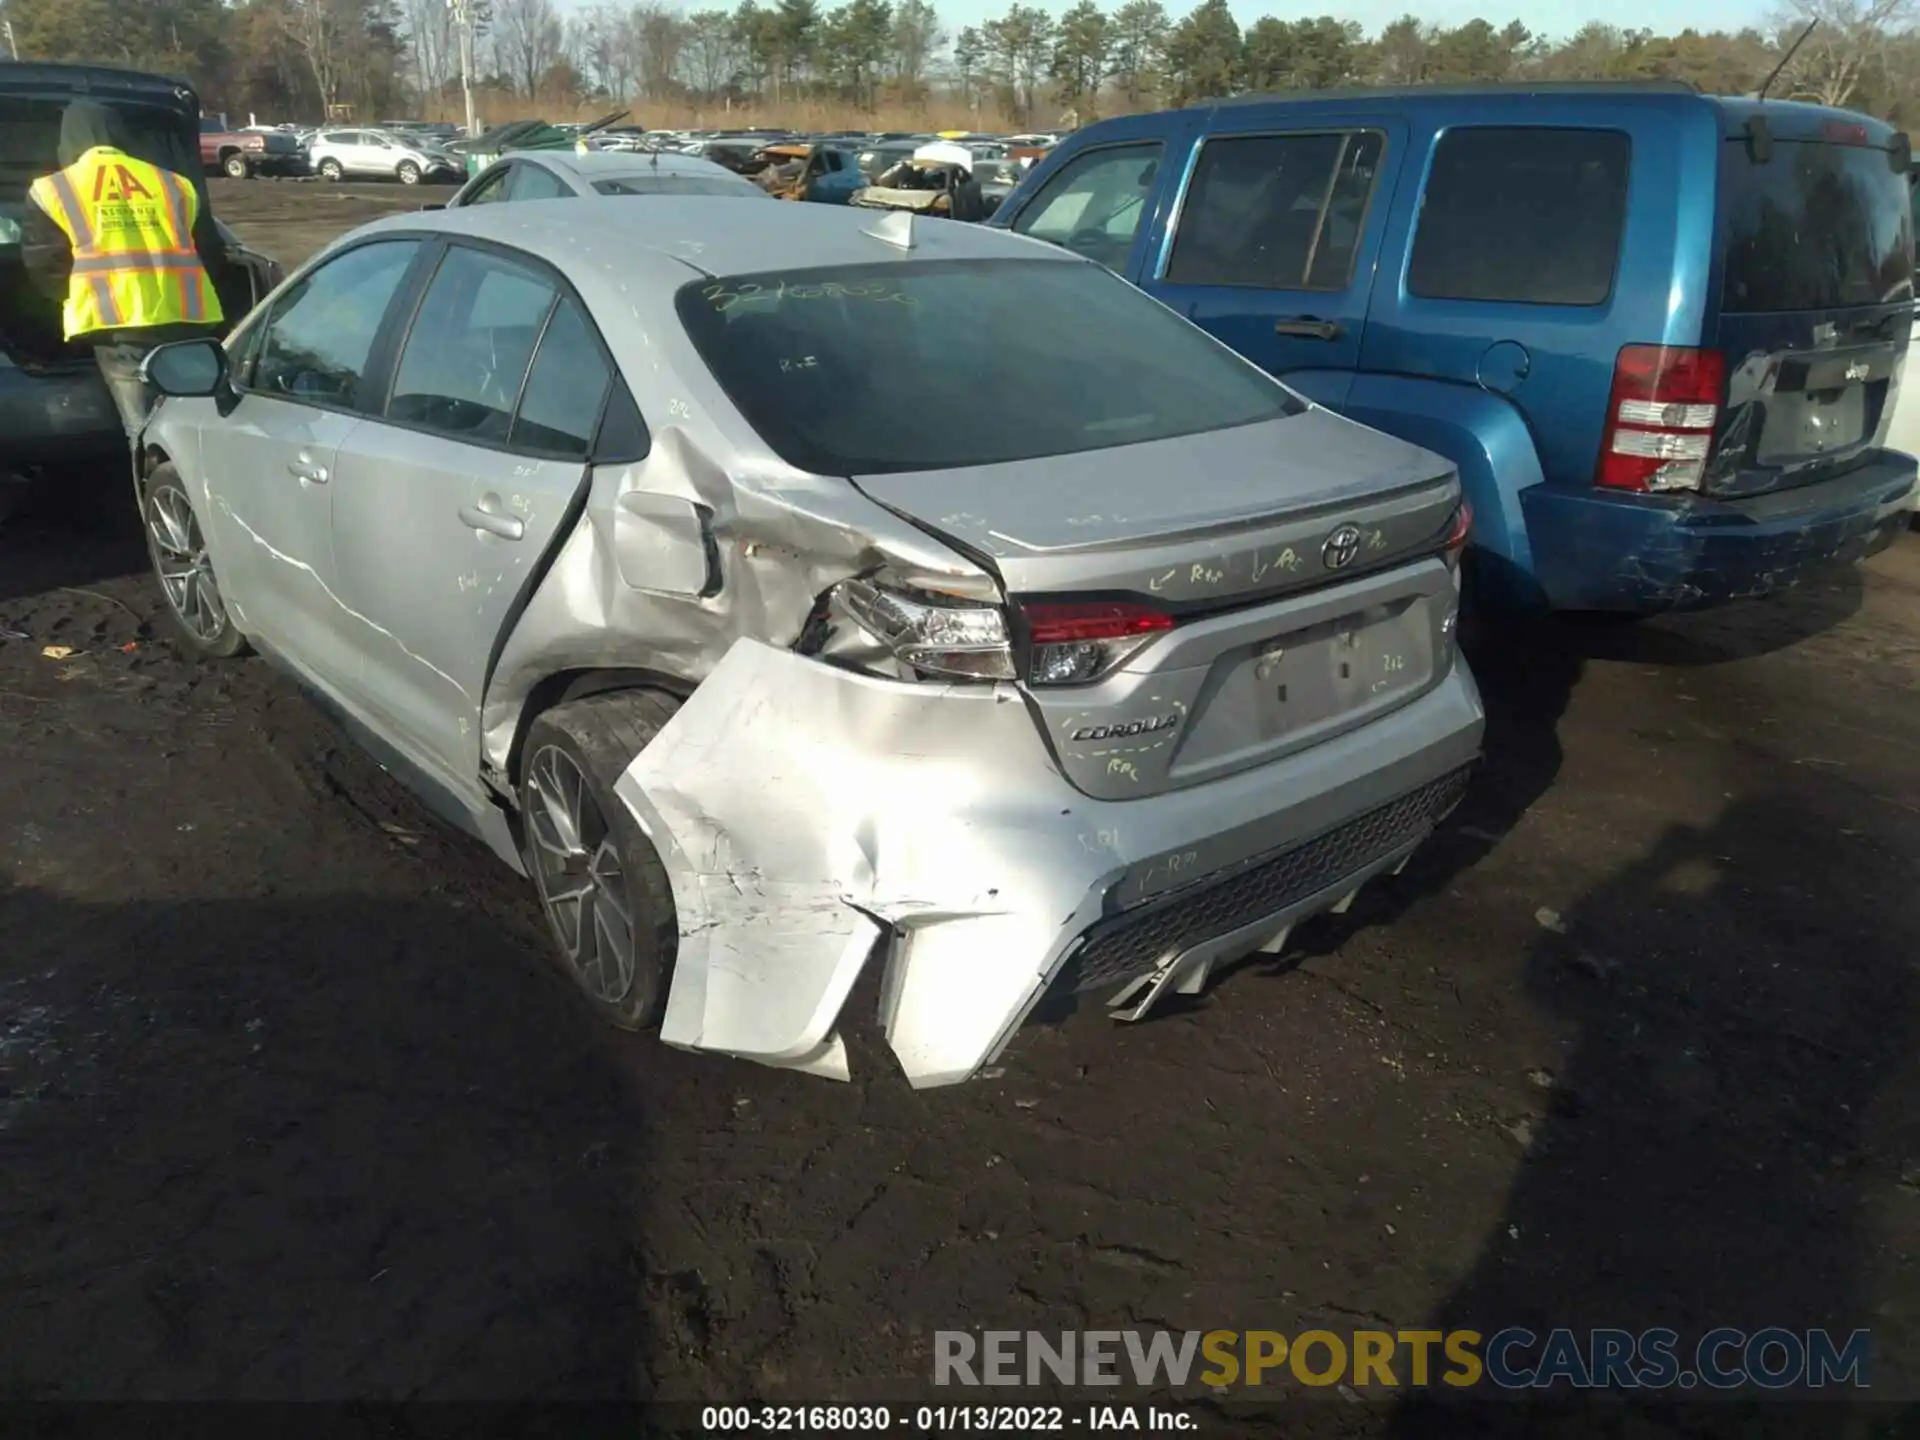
[593,174,755,196]
[0,96,200,206]
[1720,137,1914,312]
[676,258,1300,476]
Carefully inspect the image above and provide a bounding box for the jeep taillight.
[1021,600,1174,685]
[1597,344,1726,493]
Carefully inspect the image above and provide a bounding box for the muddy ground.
[2,177,1919,1432]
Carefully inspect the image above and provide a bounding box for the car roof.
[519,150,737,178]
[354,193,1075,280]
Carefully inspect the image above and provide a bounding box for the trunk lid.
[1709,121,1916,498]
[852,408,1463,801]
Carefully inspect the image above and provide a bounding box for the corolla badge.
[1321,524,1364,570]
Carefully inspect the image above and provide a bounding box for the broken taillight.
[833,578,1016,681]
[1442,499,1472,570]
[1596,344,1726,493]
[1021,600,1175,685]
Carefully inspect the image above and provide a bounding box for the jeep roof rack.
[1216,79,1700,107]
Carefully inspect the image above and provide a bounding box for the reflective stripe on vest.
[27,149,224,339]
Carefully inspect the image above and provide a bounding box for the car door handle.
[287,457,328,484]
[460,496,524,541]
[1275,316,1343,341]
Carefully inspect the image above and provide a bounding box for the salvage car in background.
[0,62,282,521]
[445,149,768,207]
[132,198,1482,1087]
[744,142,865,202]
[309,127,462,185]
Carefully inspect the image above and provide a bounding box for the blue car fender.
[1343,374,1550,610]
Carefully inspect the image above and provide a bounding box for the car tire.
[317,158,343,181]
[142,464,249,661]
[222,152,251,180]
[518,690,681,1031]
[397,160,421,185]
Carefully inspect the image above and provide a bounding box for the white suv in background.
[308,128,461,185]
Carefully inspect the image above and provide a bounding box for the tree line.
[3,0,1918,130]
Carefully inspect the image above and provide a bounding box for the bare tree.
[284,0,350,112]
[679,9,740,98]
[1771,0,1919,105]
[493,0,563,96]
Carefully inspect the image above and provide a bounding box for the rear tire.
[397,160,422,185]
[318,158,343,181]
[222,152,250,180]
[518,690,681,1031]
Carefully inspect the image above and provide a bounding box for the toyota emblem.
[1321,524,1364,570]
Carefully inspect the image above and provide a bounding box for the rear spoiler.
[1741,112,1911,174]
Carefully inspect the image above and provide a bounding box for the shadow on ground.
[1380,772,1915,1435]
[0,881,646,1400]
[1285,565,1869,968]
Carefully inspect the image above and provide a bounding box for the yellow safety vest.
[27,146,223,341]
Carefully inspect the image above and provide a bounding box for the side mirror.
[142,338,228,398]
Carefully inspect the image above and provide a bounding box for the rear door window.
[1168,130,1385,290]
[386,246,558,444]
[1720,138,1914,312]
[1408,126,1631,306]
[510,297,615,459]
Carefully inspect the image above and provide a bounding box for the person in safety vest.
[21,100,226,444]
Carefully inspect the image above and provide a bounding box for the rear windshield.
[1720,138,1913,313]
[0,96,201,210]
[675,258,1299,476]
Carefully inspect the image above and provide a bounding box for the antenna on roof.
[862,209,917,250]
[1758,18,1817,101]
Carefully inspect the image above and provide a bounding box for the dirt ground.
[2,177,1919,1431]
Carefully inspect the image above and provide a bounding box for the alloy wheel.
[147,486,230,646]
[525,743,637,1006]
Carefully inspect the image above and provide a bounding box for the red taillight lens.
[1445,499,1472,551]
[1022,601,1175,644]
[1597,344,1726,493]
[1822,120,1871,146]
[1021,600,1174,685]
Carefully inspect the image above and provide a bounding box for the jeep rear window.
[0,96,202,205]
[676,258,1300,476]
[1720,138,1913,313]
[1408,126,1631,306]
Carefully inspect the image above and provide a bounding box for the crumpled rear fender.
[616,638,1118,1087]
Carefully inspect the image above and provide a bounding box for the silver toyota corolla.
[134,199,1485,1087]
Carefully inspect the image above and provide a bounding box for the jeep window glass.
[1168,130,1385,291]
[1408,127,1631,306]
[1010,142,1163,272]
[1720,139,1914,313]
[676,258,1299,477]
[0,97,202,205]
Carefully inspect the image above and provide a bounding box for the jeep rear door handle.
[460,494,524,541]
[1275,316,1343,341]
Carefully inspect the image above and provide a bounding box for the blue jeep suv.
[990,82,1919,613]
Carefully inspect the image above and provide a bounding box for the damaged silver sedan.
[134,199,1485,1087]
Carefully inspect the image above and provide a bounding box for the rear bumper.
[1521,452,1917,612]
[616,637,1485,1088]
[0,363,122,464]
[253,153,311,176]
